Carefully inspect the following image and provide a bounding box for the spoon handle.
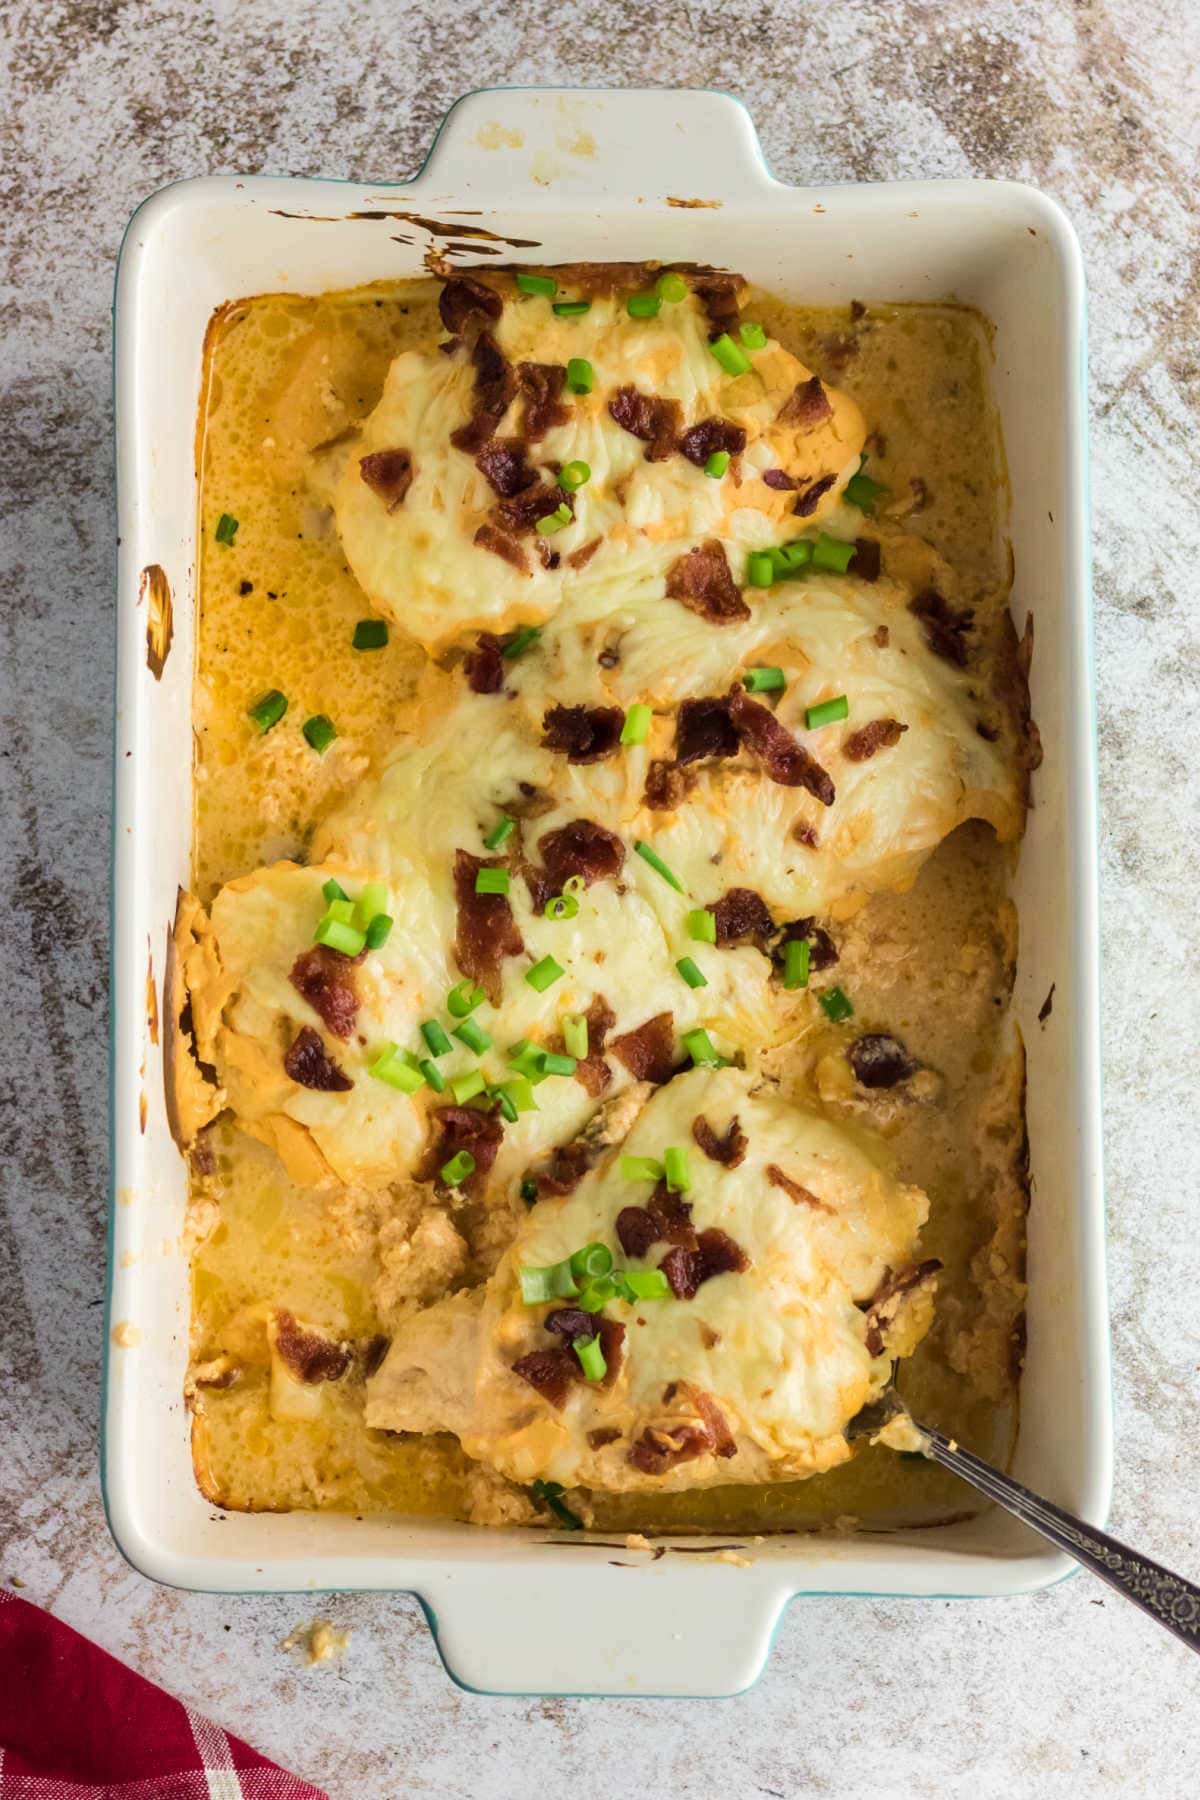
[919,1425,1200,1653]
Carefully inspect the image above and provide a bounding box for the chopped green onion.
[519,1260,579,1304]
[710,332,752,377]
[682,1026,724,1068]
[627,293,662,319]
[502,624,541,659]
[441,1149,477,1187]
[746,551,775,589]
[783,937,811,990]
[543,891,580,922]
[322,878,349,904]
[516,272,557,296]
[743,666,786,694]
[247,689,287,734]
[453,1017,492,1054]
[302,713,337,754]
[704,450,730,479]
[520,1176,540,1205]
[450,1069,486,1104]
[844,463,887,511]
[739,320,768,349]
[370,1044,425,1094]
[656,271,688,302]
[352,619,389,650]
[566,357,594,394]
[215,513,239,545]
[558,460,591,492]
[570,1242,614,1281]
[562,1014,589,1059]
[563,875,586,898]
[507,1040,550,1084]
[323,896,355,924]
[776,539,813,576]
[575,1335,607,1381]
[416,1057,444,1093]
[686,908,717,944]
[618,1269,671,1302]
[447,981,485,1018]
[634,839,684,893]
[620,1155,664,1184]
[536,503,573,536]
[664,1146,691,1193]
[364,913,393,950]
[526,955,564,992]
[811,534,855,574]
[421,1019,453,1058]
[484,815,515,850]
[475,867,511,896]
[553,299,591,317]
[531,1478,583,1530]
[499,1076,537,1115]
[314,913,366,956]
[818,985,855,1023]
[539,1050,577,1077]
[805,694,850,730]
[355,882,389,926]
[494,1086,519,1124]
[620,703,652,745]
[577,1276,617,1312]
[676,956,708,989]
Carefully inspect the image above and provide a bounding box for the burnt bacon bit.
[728,687,836,803]
[678,417,747,467]
[273,1311,353,1384]
[475,437,538,498]
[538,819,626,888]
[611,1011,677,1085]
[675,695,738,765]
[693,275,742,342]
[909,588,973,667]
[849,536,882,581]
[450,331,517,453]
[707,887,774,949]
[541,703,624,763]
[438,273,503,335]
[661,1228,749,1300]
[517,362,570,439]
[512,1346,578,1409]
[453,848,525,1004]
[290,945,360,1039]
[793,472,836,517]
[358,448,414,511]
[420,1103,504,1198]
[282,1026,353,1093]
[777,917,838,971]
[463,631,505,694]
[642,759,694,812]
[778,375,833,429]
[665,541,750,625]
[607,385,683,462]
[765,1163,831,1211]
[862,1259,943,1357]
[497,481,575,537]
[843,717,908,762]
[545,1307,600,1345]
[692,1113,748,1168]
[762,468,798,491]
[616,1205,660,1260]
[848,1033,917,1089]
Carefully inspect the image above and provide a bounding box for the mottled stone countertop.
[2,2,1199,1794]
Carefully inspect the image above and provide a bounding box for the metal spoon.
[847,1390,1200,1652]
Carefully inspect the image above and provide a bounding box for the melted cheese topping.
[366,1067,930,1491]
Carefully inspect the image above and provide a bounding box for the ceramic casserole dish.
[107,85,1109,1696]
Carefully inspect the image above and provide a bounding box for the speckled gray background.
[2,1,1199,1794]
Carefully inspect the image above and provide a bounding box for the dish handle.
[415,86,778,206]
[417,1559,789,1697]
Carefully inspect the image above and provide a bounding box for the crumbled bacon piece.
[568,536,601,570]
[544,1307,599,1345]
[793,472,836,517]
[628,1421,713,1474]
[776,917,838,971]
[689,1387,737,1457]
[438,274,502,335]
[844,718,908,762]
[849,1033,917,1089]
[475,438,537,498]
[273,1311,352,1383]
[463,631,505,694]
[616,1206,660,1260]
[862,1260,942,1356]
[517,361,569,439]
[678,418,746,467]
[665,541,750,624]
[642,759,694,811]
[420,1102,504,1198]
[358,448,413,511]
[765,1164,830,1211]
[497,481,574,537]
[541,703,624,763]
[611,1011,676,1085]
[282,1026,352,1093]
[567,993,617,1097]
[290,945,359,1039]
[530,1139,595,1198]
[792,820,820,849]
[512,1346,578,1408]
[450,331,516,454]
[909,589,973,667]
[778,375,832,429]
[661,1228,748,1300]
[692,1114,747,1167]
[675,695,738,765]
[473,522,528,572]
[707,887,774,948]
[607,385,682,461]
[762,468,797,490]
[728,687,835,803]
[588,1426,622,1449]
[693,276,742,342]
[596,1316,626,1389]
[453,848,524,1004]
[538,820,625,888]
[647,1184,698,1249]
[850,537,881,581]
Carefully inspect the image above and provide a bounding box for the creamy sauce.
[189,279,1025,1530]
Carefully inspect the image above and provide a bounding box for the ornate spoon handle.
[919,1424,1200,1652]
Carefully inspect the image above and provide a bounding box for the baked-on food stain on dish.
[139,563,172,680]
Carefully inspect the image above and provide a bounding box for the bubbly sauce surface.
[190,279,1025,1531]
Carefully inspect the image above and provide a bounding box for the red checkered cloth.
[0,1590,328,1798]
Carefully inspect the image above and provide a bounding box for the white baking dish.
[107,86,1109,1697]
